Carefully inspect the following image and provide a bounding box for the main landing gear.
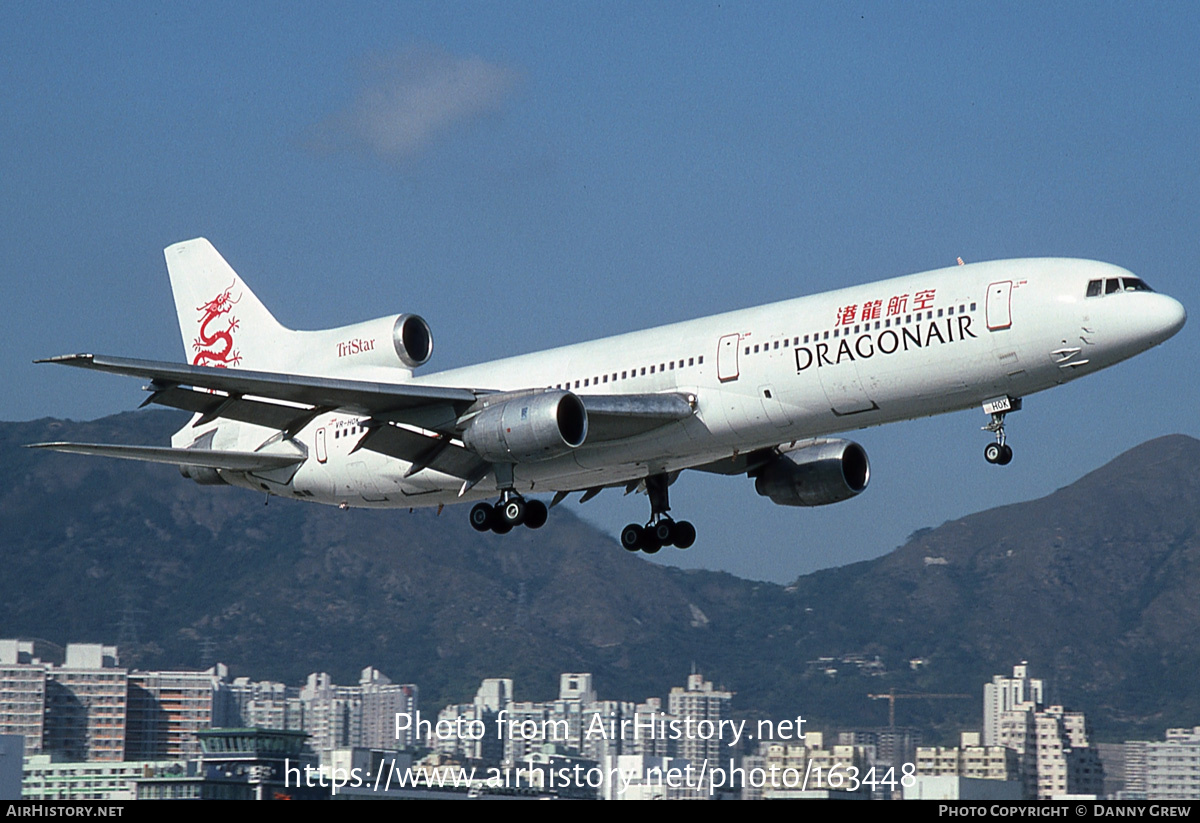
[981,396,1021,466]
[469,492,548,534]
[620,473,696,554]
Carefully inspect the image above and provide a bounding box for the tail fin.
[164,238,290,371]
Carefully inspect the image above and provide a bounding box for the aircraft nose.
[1152,294,1187,342]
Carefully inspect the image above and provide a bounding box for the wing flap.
[356,425,486,481]
[27,442,304,471]
[147,385,333,435]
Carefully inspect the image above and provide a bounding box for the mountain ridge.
[4,412,1198,740]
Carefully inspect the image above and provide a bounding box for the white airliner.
[34,239,1185,552]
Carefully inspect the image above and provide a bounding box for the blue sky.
[3,3,1198,582]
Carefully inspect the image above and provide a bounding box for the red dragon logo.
[193,283,242,367]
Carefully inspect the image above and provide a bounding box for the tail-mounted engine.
[753,438,870,507]
[462,390,588,463]
[322,313,433,370]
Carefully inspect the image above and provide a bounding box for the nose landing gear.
[981,396,1020,466]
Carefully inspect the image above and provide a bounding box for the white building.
[1125,727,1200,800]
[985,663,1102,799]
[667,673,732,767]
[983,662,1044,746]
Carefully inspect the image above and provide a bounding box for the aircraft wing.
[38,353,697,479]
[40,354,479,418]
[26,442,303,471]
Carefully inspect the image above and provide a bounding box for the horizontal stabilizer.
[27,442,304,471]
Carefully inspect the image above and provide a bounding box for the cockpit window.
[1088,276,1156,297]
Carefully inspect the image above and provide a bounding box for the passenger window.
[1106,278,1121,294]
[1086,280,1102,297]
[697,356,703,364]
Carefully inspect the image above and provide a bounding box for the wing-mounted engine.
[462,390,588,463]
[753,438,870,507]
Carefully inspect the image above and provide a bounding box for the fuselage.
[202,257,1185,508]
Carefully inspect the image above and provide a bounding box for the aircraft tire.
[500,497,526,527]
[621,524,644,552]
[470,502,494,532]
[998,444,1013,465]
[673,521,697,549]
[653,520,674,545]
[524,499,548,529]
[984,443,1002,464]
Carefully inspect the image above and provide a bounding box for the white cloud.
[323,46,520,160]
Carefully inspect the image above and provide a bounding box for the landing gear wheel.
[653,520,675,545]
[984,442,1003,464]
[469,502,494,532]
[500,497,526,527]
[523,499,548,529]
[621,524,644,552]
[641,535,662,554]
[673,521,696,549]
[491,520,513,535]
[997,444,1013,465]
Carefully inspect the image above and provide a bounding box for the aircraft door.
[717,334,740,382]
[987,281,1013,330]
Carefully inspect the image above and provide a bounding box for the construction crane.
[867,690,972,729]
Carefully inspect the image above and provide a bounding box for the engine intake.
[463,391,588,463]
[393,313,433,368]
[754,439,870,507]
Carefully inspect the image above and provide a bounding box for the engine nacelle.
[179,464,229,486]
[462,391,588,463]
[323,313,433,369]
[754,438,870,507]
